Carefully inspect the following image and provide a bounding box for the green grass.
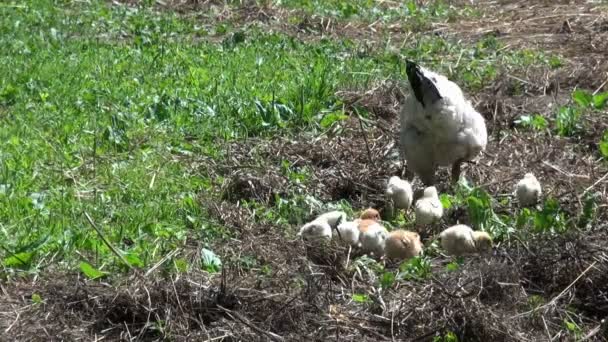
[0,0,573,278]
[278,0,480,25]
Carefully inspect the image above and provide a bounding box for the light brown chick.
[385,230,423,261]
[359,208,381,221]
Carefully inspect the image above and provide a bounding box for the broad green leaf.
[593,92,608,109]
[79,262,107,280]
[320,111,348,129]
[572,89,592,108]
[201,248,222,273]
[3,252,34,268]
[439,194,454,209]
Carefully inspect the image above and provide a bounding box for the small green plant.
[599,130,608,159]
[563,318,583,339]
[79,262,108,280]
[515,114,548,131]
[201,248,222,273]
[319,110,348,129]
[352,293,371,303]
[433,331,459,342]
[398,256,432,280]
[173,258,189,273]
[380,271,396,289]
[555,89,608,137]
[445,261,460,272]
[527,294,545,310]
[533,198,567,233]
[454,180,514,240]
[572,89,608,109]
[526,294,546,318]
[31,293,43,305]
[555,105,581,137]
[547,55,564,69]
[577,192,600,228]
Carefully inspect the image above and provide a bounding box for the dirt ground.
[1,0,608,341]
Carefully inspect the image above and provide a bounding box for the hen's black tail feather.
[405,60,442,108]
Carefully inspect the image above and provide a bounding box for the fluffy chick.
[297,219,332,242]
[439,224,492,256]
[358,219,388,257]
[400,61,488,185]
[386,176,414,210]
[384,230,423,261]
[359,208,381,221]
[415,186,443,225]
[515,173,542,207]
[334,221,360,246]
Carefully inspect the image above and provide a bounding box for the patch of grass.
[0,0,579,279]
[0,0,409,276]
[277,0,479,25]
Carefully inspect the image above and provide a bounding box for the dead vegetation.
[2,230,607,340]
[2,0,608,341]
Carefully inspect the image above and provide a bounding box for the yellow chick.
[515,173,542,207]
[386,176,414,210]
[439,224,492,256]
[358,219,388,257]
[415,186,443,225]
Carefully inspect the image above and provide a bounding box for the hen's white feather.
[400,63,487,185]
[316,210,347,228]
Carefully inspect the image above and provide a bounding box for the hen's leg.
[451,159,463,184]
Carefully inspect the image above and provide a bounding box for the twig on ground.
[218,305,284,342]
[84,212,132,269]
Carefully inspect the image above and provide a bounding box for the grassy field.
[1,0,608,340]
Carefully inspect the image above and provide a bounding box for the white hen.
[415,186,443,225]
[386,176,414,210]
[316,210,347,228]
[400,61,488,185]
[515,173,541,207]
